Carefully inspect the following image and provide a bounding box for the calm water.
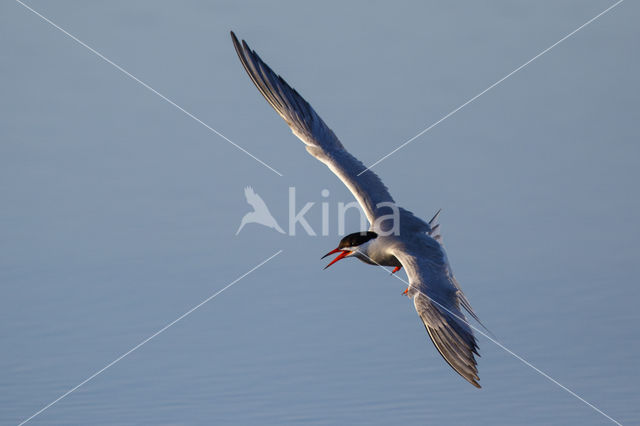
[2,1,639,424]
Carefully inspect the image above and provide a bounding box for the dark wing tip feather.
[230,32,321,142]
[230,31,242,56]
[415,295,481,388]
[426,324,481,388]
[426,323,481,388]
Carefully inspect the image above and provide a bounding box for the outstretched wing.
[231,32,394,225]
[391,237,481,388]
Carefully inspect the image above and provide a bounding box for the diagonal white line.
[357,251,622,425]
[358,0,624,175]
[15,0,284,177]
[17,250,283,426]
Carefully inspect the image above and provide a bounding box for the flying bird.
[231,32,482,387]
[236,186,285,235]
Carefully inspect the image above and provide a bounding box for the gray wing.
[427,210,482,326]
[231,32,394,225]
[391,237,481,388]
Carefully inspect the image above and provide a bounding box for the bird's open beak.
[321,248,352,270]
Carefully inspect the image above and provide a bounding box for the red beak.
[321,248,351,269]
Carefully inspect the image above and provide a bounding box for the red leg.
[392,266,402,274]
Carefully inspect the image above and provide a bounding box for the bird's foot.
[402,287,409,296]
[391,266,402,275]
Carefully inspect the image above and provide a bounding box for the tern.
[232,32,482,387]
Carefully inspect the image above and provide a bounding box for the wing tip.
[423,317,481,389]
[230,30,240,47]
[230,31,246,62]
[230,31,254,61]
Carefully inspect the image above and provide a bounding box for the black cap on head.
[338,231,378,249]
